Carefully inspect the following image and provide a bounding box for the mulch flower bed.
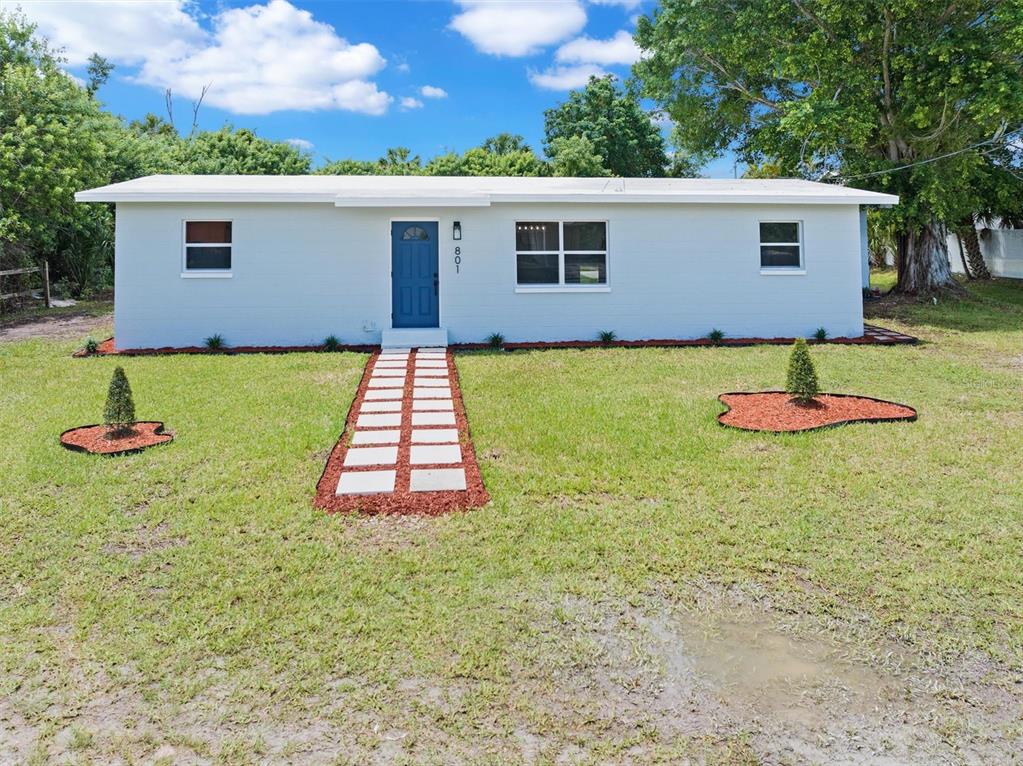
[60,421,174,455]
[74,338,376,357]
[718,392,917,433]
[74,325,916,358]
[314,351,490,516]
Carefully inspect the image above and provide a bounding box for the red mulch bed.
[60,421,174,455]
[75,325,916,358]
[74,337,376,357]
[718,392,917,433]
[314,351,490,516]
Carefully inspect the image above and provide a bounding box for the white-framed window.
[759,221,803,270]
[183,220,232,274]
[515,221,608,286]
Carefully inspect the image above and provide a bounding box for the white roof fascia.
[332,194,492,207]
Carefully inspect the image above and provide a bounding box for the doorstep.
[380,327,448,349]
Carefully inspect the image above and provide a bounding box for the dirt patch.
[718,391,917,432]
[0,310,110,343]
[101,522,186,559]
[60,422,174,455]
[526,586,1023,765]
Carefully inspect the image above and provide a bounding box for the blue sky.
[16,0,737,176]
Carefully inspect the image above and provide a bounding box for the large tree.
[0,11,120,288]
[635,1,1023,294]
[544,74,669,177]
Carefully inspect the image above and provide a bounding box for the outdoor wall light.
[453,221,462,240]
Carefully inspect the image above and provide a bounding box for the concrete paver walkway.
[315,348,489,515]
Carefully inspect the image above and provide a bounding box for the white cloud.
[555,30,639,66]
[400,97,424,110]
[16,0,392,116]
[527,63,607,90]
[286,138,314,150]
[14,0,204,66]
[589,0,643,8]
[450,0,586,56]
[420,85,448,99]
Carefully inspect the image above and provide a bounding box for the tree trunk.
[894,219,963,294]
[957,221,991,280]
[954,231,973,279]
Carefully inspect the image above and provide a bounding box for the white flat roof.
[75,174,899,206]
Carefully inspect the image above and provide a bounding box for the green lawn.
[2,278,1022,763]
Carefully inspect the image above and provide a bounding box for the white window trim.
[514,220,610,290]
[182,219,233,277]
[758,219,804,273]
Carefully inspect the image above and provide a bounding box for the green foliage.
[103,366,136,436]
[85,53,112,96]
[814,327,829,341]
[204,334,226,351]
[786,338,820,404]
[543,74,669,177]
[322,335,341,352]
[178,127,311,175]
[548,135,610,178]
[486,332,505,349]
[0,12,314,295]
[84,338,99,355]
[635,0,1023,291]
[598,329,617,345]
[321,138,545,178]
[707,328,725,344]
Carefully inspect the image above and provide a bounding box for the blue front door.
[391,221,439,328]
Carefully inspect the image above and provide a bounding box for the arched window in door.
[401,226,430,241]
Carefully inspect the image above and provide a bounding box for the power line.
[833,125,1023,182]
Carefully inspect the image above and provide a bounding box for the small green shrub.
[707,328,725,344]
[323,335,341,352]
[786,338,819,404]
[598,330,616,346]
[103,366,137,437]
[84,338,99,355]
[486,332,505,349]
[814,327,829,341]
[204,334,225,351]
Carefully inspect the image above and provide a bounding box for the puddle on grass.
[662,612,897,728]
[543,592,1022,764]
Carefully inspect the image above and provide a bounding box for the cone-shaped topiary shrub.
[785,338,819,404]
[104,366,137,437]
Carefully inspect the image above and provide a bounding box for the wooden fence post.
[43,260,51,308]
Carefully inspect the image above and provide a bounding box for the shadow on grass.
[866,277,1023,334]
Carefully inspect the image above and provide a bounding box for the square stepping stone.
[410,444,462,465]
[417,347,446,353]
[411,428,459,443]
[410,468,466,492]
[415,359,447,368]
[412,411,456,426]
[368,377,404,388]
[416,353,446,360]
[413,377,450,387]
[364,388,404,400]
[371,368,407,377]
[413,369,448,377]
[336,469,396,495]
[375,360,408,368]
[412,399,453,411]
[357,413,402,428]
[352,429,400,445]
[414,387,451,399]
[360,400,402,412]
[344,446,398,467]
[380,348,410,354]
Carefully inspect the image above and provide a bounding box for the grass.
[2,276,1022,762]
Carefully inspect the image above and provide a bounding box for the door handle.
[433,273,438,296]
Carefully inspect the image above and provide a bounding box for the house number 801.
[454,250,461,273]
